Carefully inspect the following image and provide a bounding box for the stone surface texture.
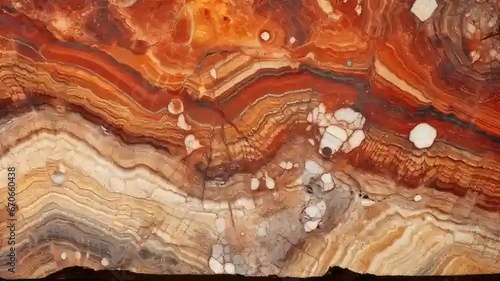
[0,0,499,278]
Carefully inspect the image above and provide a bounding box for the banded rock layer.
[0,0,499,278]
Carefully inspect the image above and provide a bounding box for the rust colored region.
[0,0,499,278]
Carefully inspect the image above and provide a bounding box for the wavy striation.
[0,0,499,278]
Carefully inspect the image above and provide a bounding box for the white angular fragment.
[209,257,225,274]
[250,177,260,190]
[342,129,366,152]
[334,107,366,128]
[305,160,323,175]
[334,107,357,123]
[319,125,348,155]
[184,134,203,154]
[167,98,184,115]
[410,0,438,22]
[260,31,270,41]
[177,113,191,131]
[279,161,288,169]
[285,162,293,170]
[414,194,423,202]
[289,36,296,44]
[304,219,320,232]
[317,113,331,127]
[361,198,376,207]
[307,103,326,124]
[224,263,236,274]
[320,173,333,184]
[215,217,226,233]
[305,205,321,218]
[308,138,315,146]
[323,182,335,192]
[409,123,437,149]
[210,67,217,79]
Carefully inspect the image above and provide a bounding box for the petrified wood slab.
[0,0,499,278]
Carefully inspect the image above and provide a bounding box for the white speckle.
[289,36,296,44]
[51,171,65,185]
[177,113,191,131]
[413,194,423,202]
[167,98,184,115]
[184,134,203,154]
[293,163,299,168]
[210,67,217,79]
[101,257,109,267]
[260,31,271,41]
[74,251,81,260]
[319,125,348,155]
[250,177,260,190]
[305,160,323,175]
[100,126,110,135]
[61,252,67,260]
[215,217,226,233]
[224,263,236,274]
[410,0,437,22]
[355,4,362,15]
[304,219,320,233]
[279,161,294,170]
[209,257,225,274]
[409,123,437,149]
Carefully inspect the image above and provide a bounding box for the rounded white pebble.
[61,252,67,260]
[260,31,270,41]
[413,194,423,202]
[224,263,236,274]
[250,177,260,190]
[74,251,81,260]
[209,257,224,274]
[101,257,109,267]
[409,123,437,149]
[51,171,65,184]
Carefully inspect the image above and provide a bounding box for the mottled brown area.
[0,0,499,278]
